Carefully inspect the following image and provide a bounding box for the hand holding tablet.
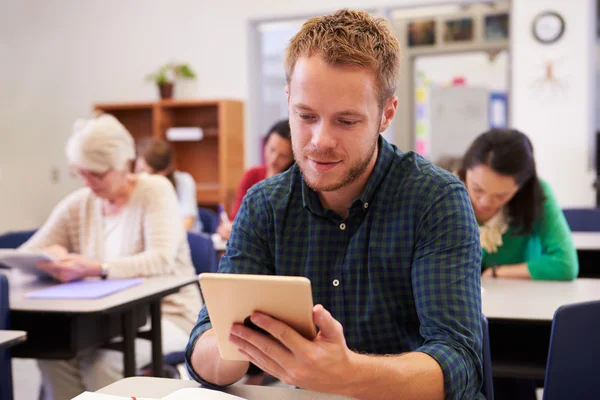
[199,273,317,361]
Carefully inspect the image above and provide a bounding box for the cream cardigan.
[20,174,201,333]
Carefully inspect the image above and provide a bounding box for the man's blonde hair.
[284,9,401,108]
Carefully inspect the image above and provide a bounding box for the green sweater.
[482,180,579,281]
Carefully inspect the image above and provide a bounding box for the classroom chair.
[481,315,494,400]
[198,207,219,235]
[542,300,600,400]
[0,230,36,249]
[138,231,218,378]
[0,274,15,400]
[562,208,600,232]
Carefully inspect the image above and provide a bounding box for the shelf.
[196,182,220,205]
[94,102,155,111]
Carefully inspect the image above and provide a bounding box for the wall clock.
[532,11,565,44]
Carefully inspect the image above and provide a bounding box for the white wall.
[511,0,597,207]
[0,0,597,231]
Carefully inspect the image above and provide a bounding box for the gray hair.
[66,114,135,173]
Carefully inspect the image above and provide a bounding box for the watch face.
[533,11,565,44]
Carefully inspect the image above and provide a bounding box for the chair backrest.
[187,232,218,275]
[0,230,36,249]
[198,208,219,235]
[562,208,600,232]
[481,315,494,400]
[0,274,14,400]
[543,300,600,400]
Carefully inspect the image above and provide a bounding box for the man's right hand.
[191,328,249,386]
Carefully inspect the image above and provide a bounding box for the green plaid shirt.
[186,137,483,399]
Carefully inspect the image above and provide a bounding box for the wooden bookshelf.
[94,99,245,210]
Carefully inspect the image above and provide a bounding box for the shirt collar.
[301,135,396,217]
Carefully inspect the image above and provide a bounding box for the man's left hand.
[229,304,354,393]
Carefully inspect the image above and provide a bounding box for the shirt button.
[332,279,340,287]
[363,202,369,209]
[340,223,346,230]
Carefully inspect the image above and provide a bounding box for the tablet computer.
[198,273,317,361]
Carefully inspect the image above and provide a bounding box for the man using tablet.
[186,9,483,400]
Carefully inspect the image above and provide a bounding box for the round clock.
[532,11,565,44]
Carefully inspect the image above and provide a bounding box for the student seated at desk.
[20,114,201,400]
[187,10,483,400]
[216,119,294,240]
[135,138,201,233]
[458,129,578,281]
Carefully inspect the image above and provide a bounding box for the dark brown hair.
[458,129,544,234]
[136,138,176,188]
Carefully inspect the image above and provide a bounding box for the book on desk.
[73,387,246,399]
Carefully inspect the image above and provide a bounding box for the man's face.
[287,56,395,192]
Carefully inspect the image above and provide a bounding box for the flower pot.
[158,83,174,100]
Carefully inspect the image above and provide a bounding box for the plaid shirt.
[186,137,483,399]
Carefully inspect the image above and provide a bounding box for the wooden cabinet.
[94,100,244,210]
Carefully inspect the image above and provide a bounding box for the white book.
[72,387,247,400]
[0,249,55,278]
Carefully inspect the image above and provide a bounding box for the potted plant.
[146,63,196,100]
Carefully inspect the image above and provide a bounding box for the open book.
[0,249,55,278]
[72,388,246,400]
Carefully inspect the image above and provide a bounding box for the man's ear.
[379,96,398,133]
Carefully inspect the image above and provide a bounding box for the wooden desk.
[4,272,197,378]
[98,377,354,399]
[0,330,26,350]
[482,278,600,380]
[572,232,600,250]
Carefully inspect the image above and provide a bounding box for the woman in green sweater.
[458,129,578,281]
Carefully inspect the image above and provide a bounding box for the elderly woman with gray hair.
[20,114,201,399]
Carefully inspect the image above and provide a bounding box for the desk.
[572,232,600,250]
[98,377,354,399]
[482,278,600,379]
[572,232,600,278]
[4,272,197,378]
[0,330,26,350]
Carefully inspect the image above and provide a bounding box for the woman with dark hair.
[217,119,294,240]
[135,138,200,232]
[459,129,578,281]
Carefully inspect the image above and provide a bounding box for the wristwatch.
[100,262,109,280]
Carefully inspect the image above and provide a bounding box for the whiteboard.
[428,86,489,162]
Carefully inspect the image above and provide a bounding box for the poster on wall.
[415,87,431,158]
[408,20,436,47]
[444,18,474,43]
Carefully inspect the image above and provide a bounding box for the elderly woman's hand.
[37,254,102,282]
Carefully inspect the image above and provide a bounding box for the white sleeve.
[175,172,198,218]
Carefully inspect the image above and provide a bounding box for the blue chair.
[139,232,218,378]
[481,315,494,400]
[0,230,36,249]
[198,208,219,235]
[562,208,600,232]
[542,300,600,400]
[0,274,14,400]
[187,232,218,275]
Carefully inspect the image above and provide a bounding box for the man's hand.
[37,253,101,282]
[228,304,355,393]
